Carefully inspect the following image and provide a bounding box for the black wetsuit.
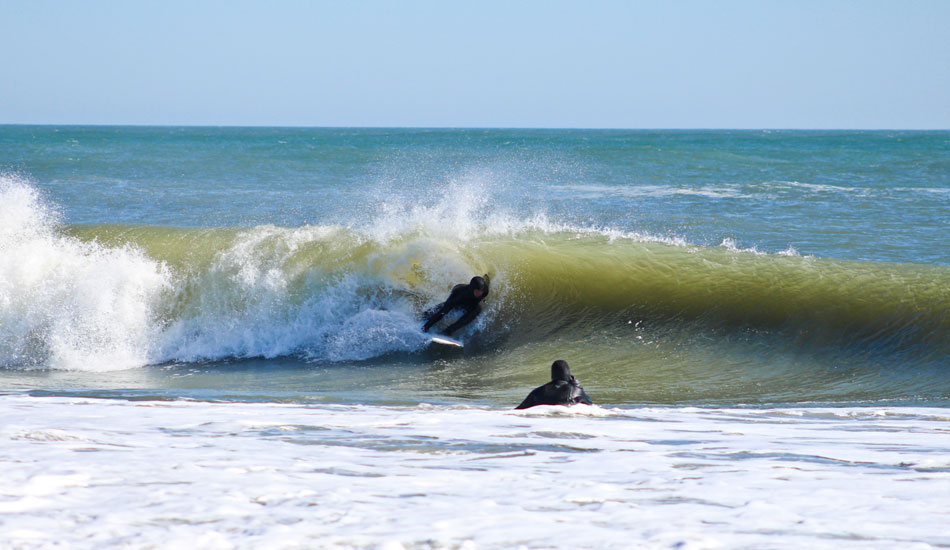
[423,277,488,336]
[516,360,593,409]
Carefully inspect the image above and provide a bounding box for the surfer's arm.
[422,303,448,332]
[575,388,593,405]
[422,285,466,332]
[515,387,543,409]
[571,378,593,405]
[442,303,481,336]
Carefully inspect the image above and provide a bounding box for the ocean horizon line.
[2,123,948,132]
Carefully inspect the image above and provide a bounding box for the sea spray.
[0,176,170,370]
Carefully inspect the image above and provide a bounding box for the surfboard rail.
[426,336,464,349]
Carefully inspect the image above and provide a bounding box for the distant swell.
[2,176,949,371]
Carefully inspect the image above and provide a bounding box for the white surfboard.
[426,336,464,349]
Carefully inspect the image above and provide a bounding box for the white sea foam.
[154,223,482,364]
[0,176,170,371]
[777,246,801,257]
[1,395,948,549]
[718,237,766,255]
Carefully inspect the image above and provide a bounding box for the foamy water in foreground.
[2,396,948,549]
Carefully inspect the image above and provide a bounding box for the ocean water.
[1,126,949,548]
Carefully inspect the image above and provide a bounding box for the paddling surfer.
[422,275,489,336]
[515,360,593,409]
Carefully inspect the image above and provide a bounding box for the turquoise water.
[1,126,949,405]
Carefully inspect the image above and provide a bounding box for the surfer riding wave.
[422,275,490,336]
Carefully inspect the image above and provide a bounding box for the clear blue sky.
[2,0,948,128]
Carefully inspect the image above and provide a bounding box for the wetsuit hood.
[551,360,571,382]
[469,276,489,298]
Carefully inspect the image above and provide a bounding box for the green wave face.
[69,223,950,351]
[484,233,949,344]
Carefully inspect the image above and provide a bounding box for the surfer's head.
[470,276,488,298]
[551,360,571,382]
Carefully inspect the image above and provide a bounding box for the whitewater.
[3,397,949,550]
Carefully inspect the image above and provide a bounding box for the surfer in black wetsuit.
[422,276,489,336]
[515,360,593,409]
